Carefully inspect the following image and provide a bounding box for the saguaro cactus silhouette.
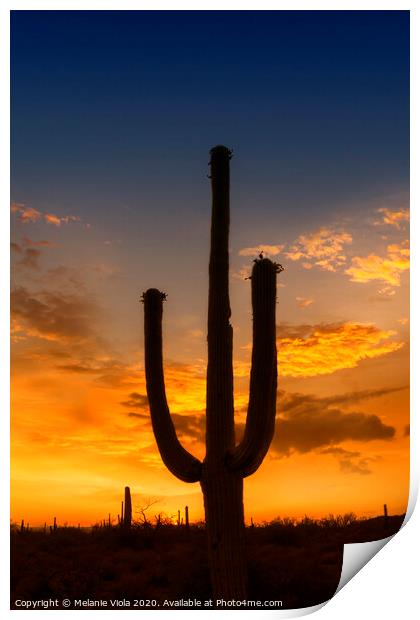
[143,146,279,599]
[124,486,132,527]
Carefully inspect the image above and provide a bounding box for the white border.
[1,3,417,620]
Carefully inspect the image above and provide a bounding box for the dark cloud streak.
[272,389,396,457]
[11,286,98,343]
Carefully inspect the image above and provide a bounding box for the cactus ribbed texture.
[143,146,279,600]
[124,486,132,527]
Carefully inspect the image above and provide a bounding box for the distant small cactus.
[384,503,389,528]
[124,486,132,528]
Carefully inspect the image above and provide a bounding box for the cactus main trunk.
[200,145,247,600]
[143,145,279,603]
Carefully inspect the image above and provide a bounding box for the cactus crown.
[209,145,233,159]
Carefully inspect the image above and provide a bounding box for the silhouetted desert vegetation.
[11,513,404,610]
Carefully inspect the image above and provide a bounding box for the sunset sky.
[11,11,409,526]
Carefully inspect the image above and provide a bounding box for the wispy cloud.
[44,265,86,291]
[126,407,205,446]
[319,447,377,475]
[345,241,409,287]
[232,266,251,280]
[374,207,409,229]
[11,237,58,271]
[11,203,42,223]
[11,286,98,343]
[18,248,41,270]
[21,237,57,248]
[284,227,352,272]
[11,202,81,227]
[121,392,149,409]
[277,321,404,377]
[44,213,80,226]
[295,296,314,308]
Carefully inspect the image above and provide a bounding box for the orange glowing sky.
[10,196,410,527]
[10,11,410,528]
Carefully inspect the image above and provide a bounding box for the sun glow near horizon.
[10,198,409,527]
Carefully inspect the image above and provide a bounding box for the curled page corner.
[402,473,418,526]
[244,523,407,619]
[335,534,394,595]
[333,472,417,599]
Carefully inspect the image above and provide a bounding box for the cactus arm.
[227,257,278,477]
[143,288,202,483]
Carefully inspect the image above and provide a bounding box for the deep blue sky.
[11,10,409,236]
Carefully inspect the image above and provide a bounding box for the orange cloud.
[284,228,352,272]
[232,266,253,281]
[345,241,409,286]
[374,207,409,229]
[277,322,404,377]
[296,296,314,308]
[377,285,397,297]
[11,202,81,226]
[11,203,42,223]
[43,213,62,226]
[44,213,80,226]
[238,244,284,257]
